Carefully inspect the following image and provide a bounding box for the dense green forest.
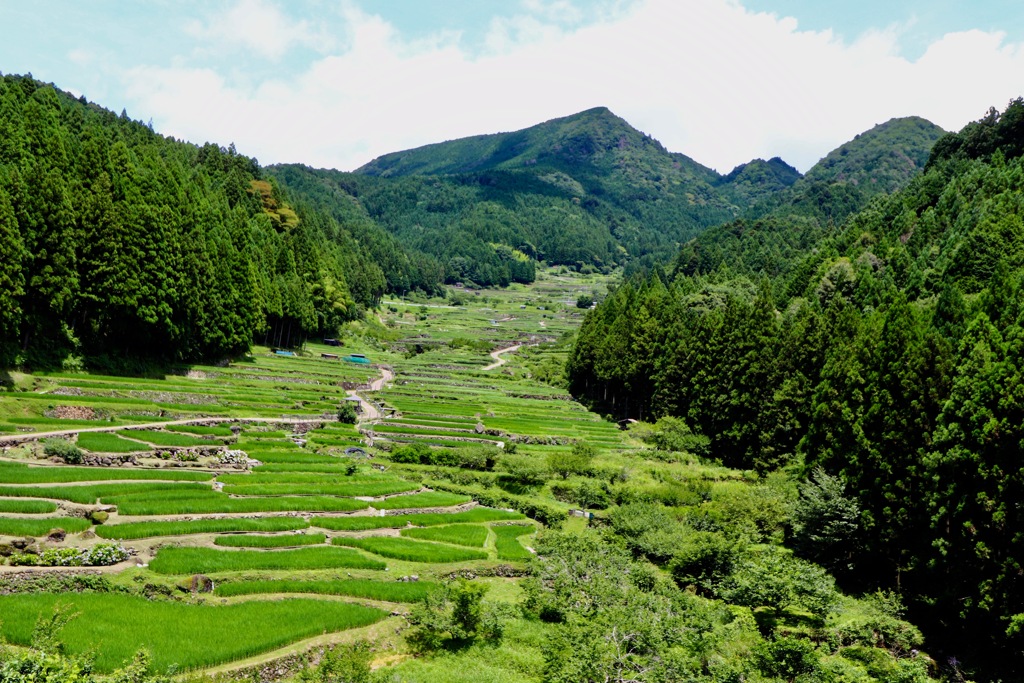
[0,74,449,367]
[272,109,945,288]
[568,98,1024,678]
[0,73,950,367]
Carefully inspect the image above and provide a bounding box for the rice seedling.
[0,516,92,536]
[216,473,388,485]
[400,524,489,547]
[214,532,326,548]
[221,481,419,497]
[331,536,488,563]
[0,593,386,673]
[115,429,211,447]
[95,517,309,540]
[112,494,369,516]
[213,578,437,602]
[149,545,385,574]
[169,425,234,437]
[0,499,58,514]
[0,461,212,485]
[0,482,211,505]
[371,491,472,510]
[75,433,153,453]
[492,524,535,561]
[310,507,523,531]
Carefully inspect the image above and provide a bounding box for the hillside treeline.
[0,75,439,366]
[568,99,1024,675]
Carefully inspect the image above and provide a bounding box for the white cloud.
[124,0,1024,173]
[186,0,332,60]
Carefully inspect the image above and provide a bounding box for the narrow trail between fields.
[0,366,395,446]
[347,367,393,421]
[482,344,522,371]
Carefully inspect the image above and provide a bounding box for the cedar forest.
[2,70,1024,682]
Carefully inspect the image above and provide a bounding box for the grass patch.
[214,533,326,548]
[401,524,489,548]
[372,491,472,510]
[222,481,419,497]
[0,482,211,505]
[311,508,524,531]
[0,461,212,484]
[95,517,309,540]
[111,494,369,516]
[332,536,488,563]
[149,545,385,574]
[75,432,153,453]
[492,524,535,561]
[116,429,212,447]
[213,578,437,602]
[0,593,386,673]
[169,425,234,437]
[0,516,92,537]
[0,499,58,514]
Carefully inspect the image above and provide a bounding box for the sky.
[2,1,1024,174]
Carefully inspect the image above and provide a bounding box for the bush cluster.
[43,438,83,464]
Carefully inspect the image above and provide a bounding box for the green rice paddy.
[332,536,488,563]
[213,578,437,602]
[149,546,386,574]
[214,532,326,548]
[0,593,387,672]
[95,517,309,540]
[0,516,92,537]
[400,524,489,547]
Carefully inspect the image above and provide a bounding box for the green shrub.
[550,478,610,509]
[719,545,838,618]
[337,402,358,424]
[668,532,739,595]
[547,442,595,479]
[497,453,548,486]
[43,438,83,464]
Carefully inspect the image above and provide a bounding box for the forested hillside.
[567,98,1024,677]
[0,74,442,368]
[274,109,944,289]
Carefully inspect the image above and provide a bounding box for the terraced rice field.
[0,267,622,676]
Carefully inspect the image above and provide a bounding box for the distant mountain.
[802,116,947,194]
[716,157,802,207]
[272,110,947,288]
[673,117,946,281]
[274,108,751,286]
[357,106,719,186]
[743,116,947,226]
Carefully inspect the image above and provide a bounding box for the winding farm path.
[0,366,396,446]
[482,344,522,371]
[347,367,393,421]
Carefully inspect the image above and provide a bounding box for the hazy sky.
[3,1,1023,173]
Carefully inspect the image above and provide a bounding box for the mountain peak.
[355,106,659,177]
[803,116,946,194]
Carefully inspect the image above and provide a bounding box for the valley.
[0,268,933,682]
